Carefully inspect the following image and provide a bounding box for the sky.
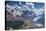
[5,1,44,9]
[5,1,45,16]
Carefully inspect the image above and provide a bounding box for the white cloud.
[26,2,34,9]
[33,16,41,22]
[34,23,43,27]
[6,4,16,12]
[21,4,31,11]
[16,11,23,16]
[6,3,44,17]
[13,4,22,11]
[6,4,23,16]
[32,7,44,16]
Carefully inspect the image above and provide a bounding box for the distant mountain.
[5,3,45,28]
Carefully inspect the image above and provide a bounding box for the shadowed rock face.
[6,8,44,30]
[6,21,24,29]
[6,10,35,30]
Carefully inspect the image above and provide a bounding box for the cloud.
[26,2,34,9]
[6,2,44,17]
[33,16,41,22]
[32,7,44,16]
[6,4,23,16]
[21,4,31,11]
[33,6,44,23]
[16,10,23,16]
[6,4,16,12]
[34,23,44,27]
